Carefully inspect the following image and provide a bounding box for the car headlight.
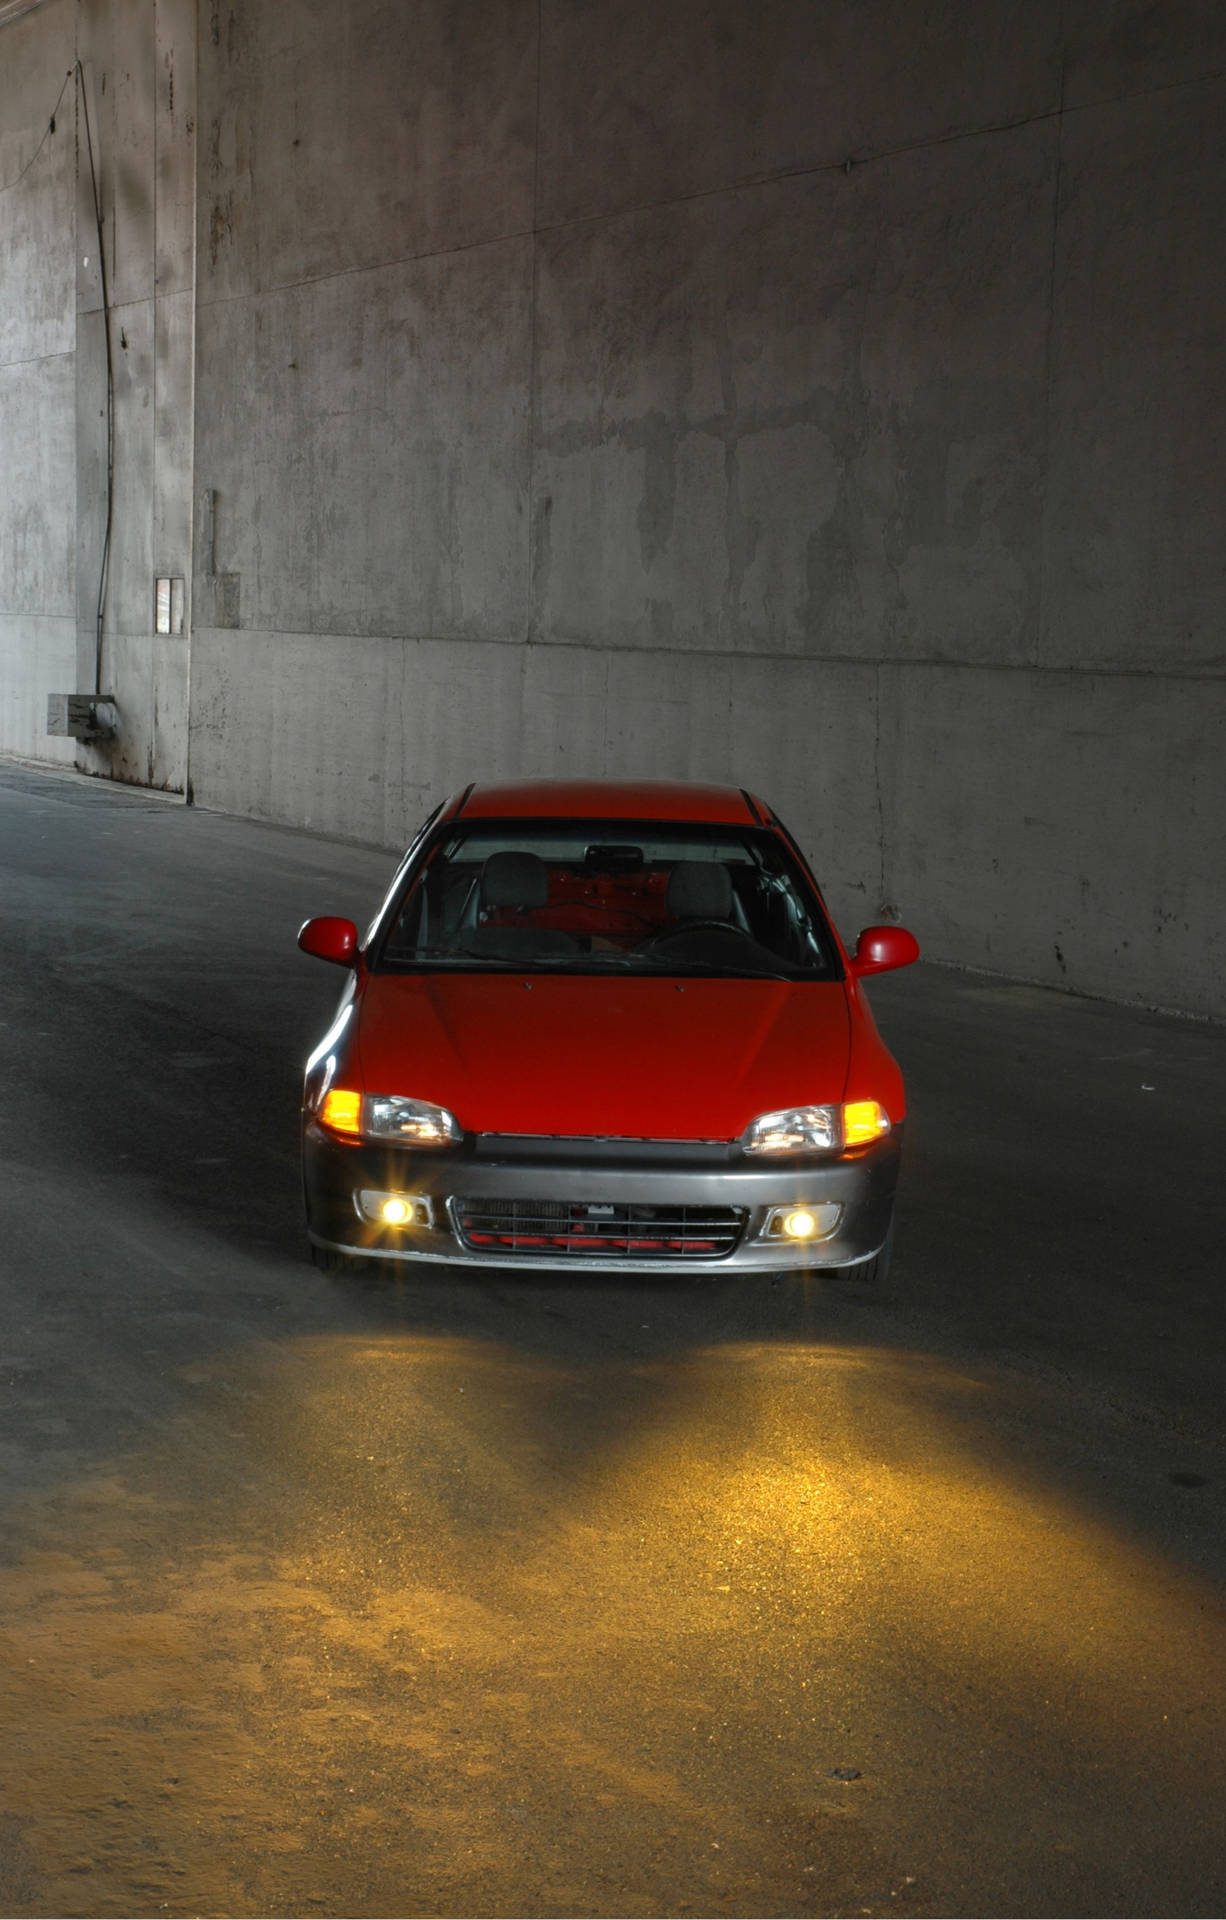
[319,1088,461,1145]
[366,1095,462,1145]
[741,1101,891,1155]
[742,1106,840,1154]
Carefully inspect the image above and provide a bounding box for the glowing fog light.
[356,1190,433,1228]
[764,1202,842,1243]
[783,1208,819,1240]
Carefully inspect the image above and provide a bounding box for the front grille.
[451,1197,747,1259]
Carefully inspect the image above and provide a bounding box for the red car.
[297,779,918,1278]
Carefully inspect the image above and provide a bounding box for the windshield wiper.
[646,959,796,983]
[384,946,799,981]
[384,946,545,970]
[570,951,797,982]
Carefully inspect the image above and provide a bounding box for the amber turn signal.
[320,1087,362,1135]
[842,1100,890,1146]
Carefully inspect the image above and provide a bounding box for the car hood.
[354,971,851,1140]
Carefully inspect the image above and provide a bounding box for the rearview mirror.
[298,915,358,966]
[850,925,920,977]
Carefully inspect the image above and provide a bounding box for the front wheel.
[823,1218,895,1285]
[309,1241,364,1275]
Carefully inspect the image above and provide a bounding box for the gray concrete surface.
[0,756,1223,1918]
[1,2,1224,1015]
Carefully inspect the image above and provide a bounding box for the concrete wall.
[73,0,197,792]
[2,1,1224,1015]
[0,0,77,763]
[0,0,194,783]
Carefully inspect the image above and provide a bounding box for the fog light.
[764,1203,842,1242]
[784,1208,818,1239]
[355,1189,432,1228]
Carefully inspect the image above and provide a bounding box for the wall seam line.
[0,348,75,369]
[179,630,1226,683]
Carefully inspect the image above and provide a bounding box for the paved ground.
[0,754,1223,1920]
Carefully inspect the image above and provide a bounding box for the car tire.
[309,1241,363,1276]
[824,1217,895,1285]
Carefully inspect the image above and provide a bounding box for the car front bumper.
[303,1125,902,1275]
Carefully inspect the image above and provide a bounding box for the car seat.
[665,861,735,925]
[470,850,582,959]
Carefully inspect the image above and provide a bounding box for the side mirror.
[298,915,359,966]
[850,925,920,977]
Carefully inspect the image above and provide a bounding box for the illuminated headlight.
[366,1095,461,1146]
[741,1102,892,1155]
[742,1106,840,1154]
[356,1189,433,1228]
[318,1089,461,1144]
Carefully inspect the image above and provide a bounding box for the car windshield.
[373,819,839,979]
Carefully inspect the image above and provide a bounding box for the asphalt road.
[0,755,1223,1920]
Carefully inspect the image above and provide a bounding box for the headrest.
[666,860,733,922]
[481,850,549,911]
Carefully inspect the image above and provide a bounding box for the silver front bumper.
[305,1127,902,1274]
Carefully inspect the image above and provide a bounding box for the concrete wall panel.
[73,300,108,691]
[77,284,188,784]
[0,354,75,615]
[90,625,188,789]
[538,0,1062,227]
[104,0,157,310]
[104,297,155,642]
[192,238,532,641]
[535,127,1054,663]
[198,0,537,303]
[879,665,1226,1013]
[1062,0,1226,105]
[64,3,196,789]
[153,287,195,597]
[1041,80,1226,672]
[0,21,75,367]
[0,613,76,762]
[188,627,528,844]
[154,0,198,298]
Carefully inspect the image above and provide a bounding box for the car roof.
[451,779,770,826]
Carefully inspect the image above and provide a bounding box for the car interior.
[379,831,835,975]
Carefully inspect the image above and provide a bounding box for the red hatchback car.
[297,780,918,1279]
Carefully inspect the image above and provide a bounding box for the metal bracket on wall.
[47,694,118,742]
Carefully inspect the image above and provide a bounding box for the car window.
[374,821,839,979]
